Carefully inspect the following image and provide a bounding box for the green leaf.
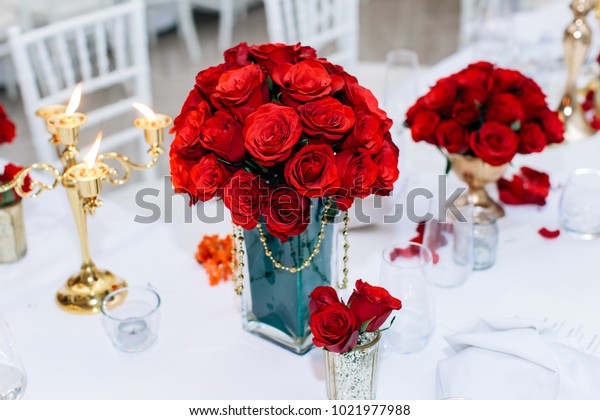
[360,318,374,334]
[445,157,452,175]
[510,120,522,132]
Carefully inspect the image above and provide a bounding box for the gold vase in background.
[449,154,508,218]
[559,0,596,142]
[0,199,27,263]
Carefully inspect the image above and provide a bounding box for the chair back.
[263,0,359,71]
[8,0,152,164]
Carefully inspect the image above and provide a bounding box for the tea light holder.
[0,85,171,314]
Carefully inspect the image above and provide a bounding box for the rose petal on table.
[538,227,560,239]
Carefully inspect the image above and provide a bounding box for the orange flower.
[195,234,234,286]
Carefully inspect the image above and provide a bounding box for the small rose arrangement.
[309,280,401,354]
[0,105,31,207]
[170,42,399,242]
[405,61,564,167]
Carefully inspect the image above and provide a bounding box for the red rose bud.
[169,152,199,202]
[485,93,524,126]
[284,144,340,198]
[347,279,401,332]
[308,286,340,314]
[243,103,302,167]
[310,302,360,354]
[194,63,226,103]
[249,42,315,74]
[538,227,560,239]
[423,76,458,111]
[334,151,378,211]
[518,122,547,155]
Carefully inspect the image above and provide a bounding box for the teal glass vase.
[241,198,337,354]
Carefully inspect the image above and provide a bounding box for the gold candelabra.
[558,0,597,142]
[0,85,172,315]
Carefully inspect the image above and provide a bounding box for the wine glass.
[382,49,420,126]
[468,0,516,66]
[0,318,27,400]
[380,242,435,353]
[423,204,474,288]
[559,169,600,240]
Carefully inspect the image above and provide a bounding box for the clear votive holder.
[101,287,161,352]
[473,207,498,270]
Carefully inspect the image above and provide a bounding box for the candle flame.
[66,83,83,116]
[133,103,157,121]
[84,130,102,170]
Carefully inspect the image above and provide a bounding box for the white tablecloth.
[2,0,600,399]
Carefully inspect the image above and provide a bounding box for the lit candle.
[48,83,88,145]
[132,103,172,152]
[65,131,109,199]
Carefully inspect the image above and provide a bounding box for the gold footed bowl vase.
[448,154,508,218]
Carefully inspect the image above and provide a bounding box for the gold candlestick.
[0,86,171,315]
[558,0,596,142]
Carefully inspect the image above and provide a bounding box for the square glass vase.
[241,198,337,355]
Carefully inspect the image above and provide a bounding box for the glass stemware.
[0,318,27,400]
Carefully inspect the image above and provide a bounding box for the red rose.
[493,68,525,93]
[243,103,302,166]
[170,101,212,159]
[517,78,548,120]
[297,97,355,142]
[452,101,481,127]
[212,64,269,120]
[310,302,360,354]
[272,59,333,103]
[372,135,400,196]
[436,120,468,154]
[199,111,245,163]
[223,42,251,69]
[223,170,266,230]
[169,152,198,201]
[263,187,311,242]
[176,88,204,118]
[0,105,16,144]
[470,122,519,166]
[345,108,386,154]
[540,109,564,144]
[343,79,390,126]
[249,42,311,73]
[518,122,547,154]
[189,154,231,201]
[347,279,401,332]
[423,76,458,110]
[498,166,550,206]
[456,62,494,104]
[335,151,378,210]
[308,286,340,313]
[486,93,524,126]
[284,144,340,198]
[409,110,441,144]
[195,63,226,101]
[405,97,426,126]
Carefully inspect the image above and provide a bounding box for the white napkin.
[437,317,600,400]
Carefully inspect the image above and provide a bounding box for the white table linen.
[437,317,600,400]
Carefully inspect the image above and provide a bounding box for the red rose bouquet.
[170,42,399,241]
[309,280,401,354]
[0,105,31,207]
[405,61,564,167]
